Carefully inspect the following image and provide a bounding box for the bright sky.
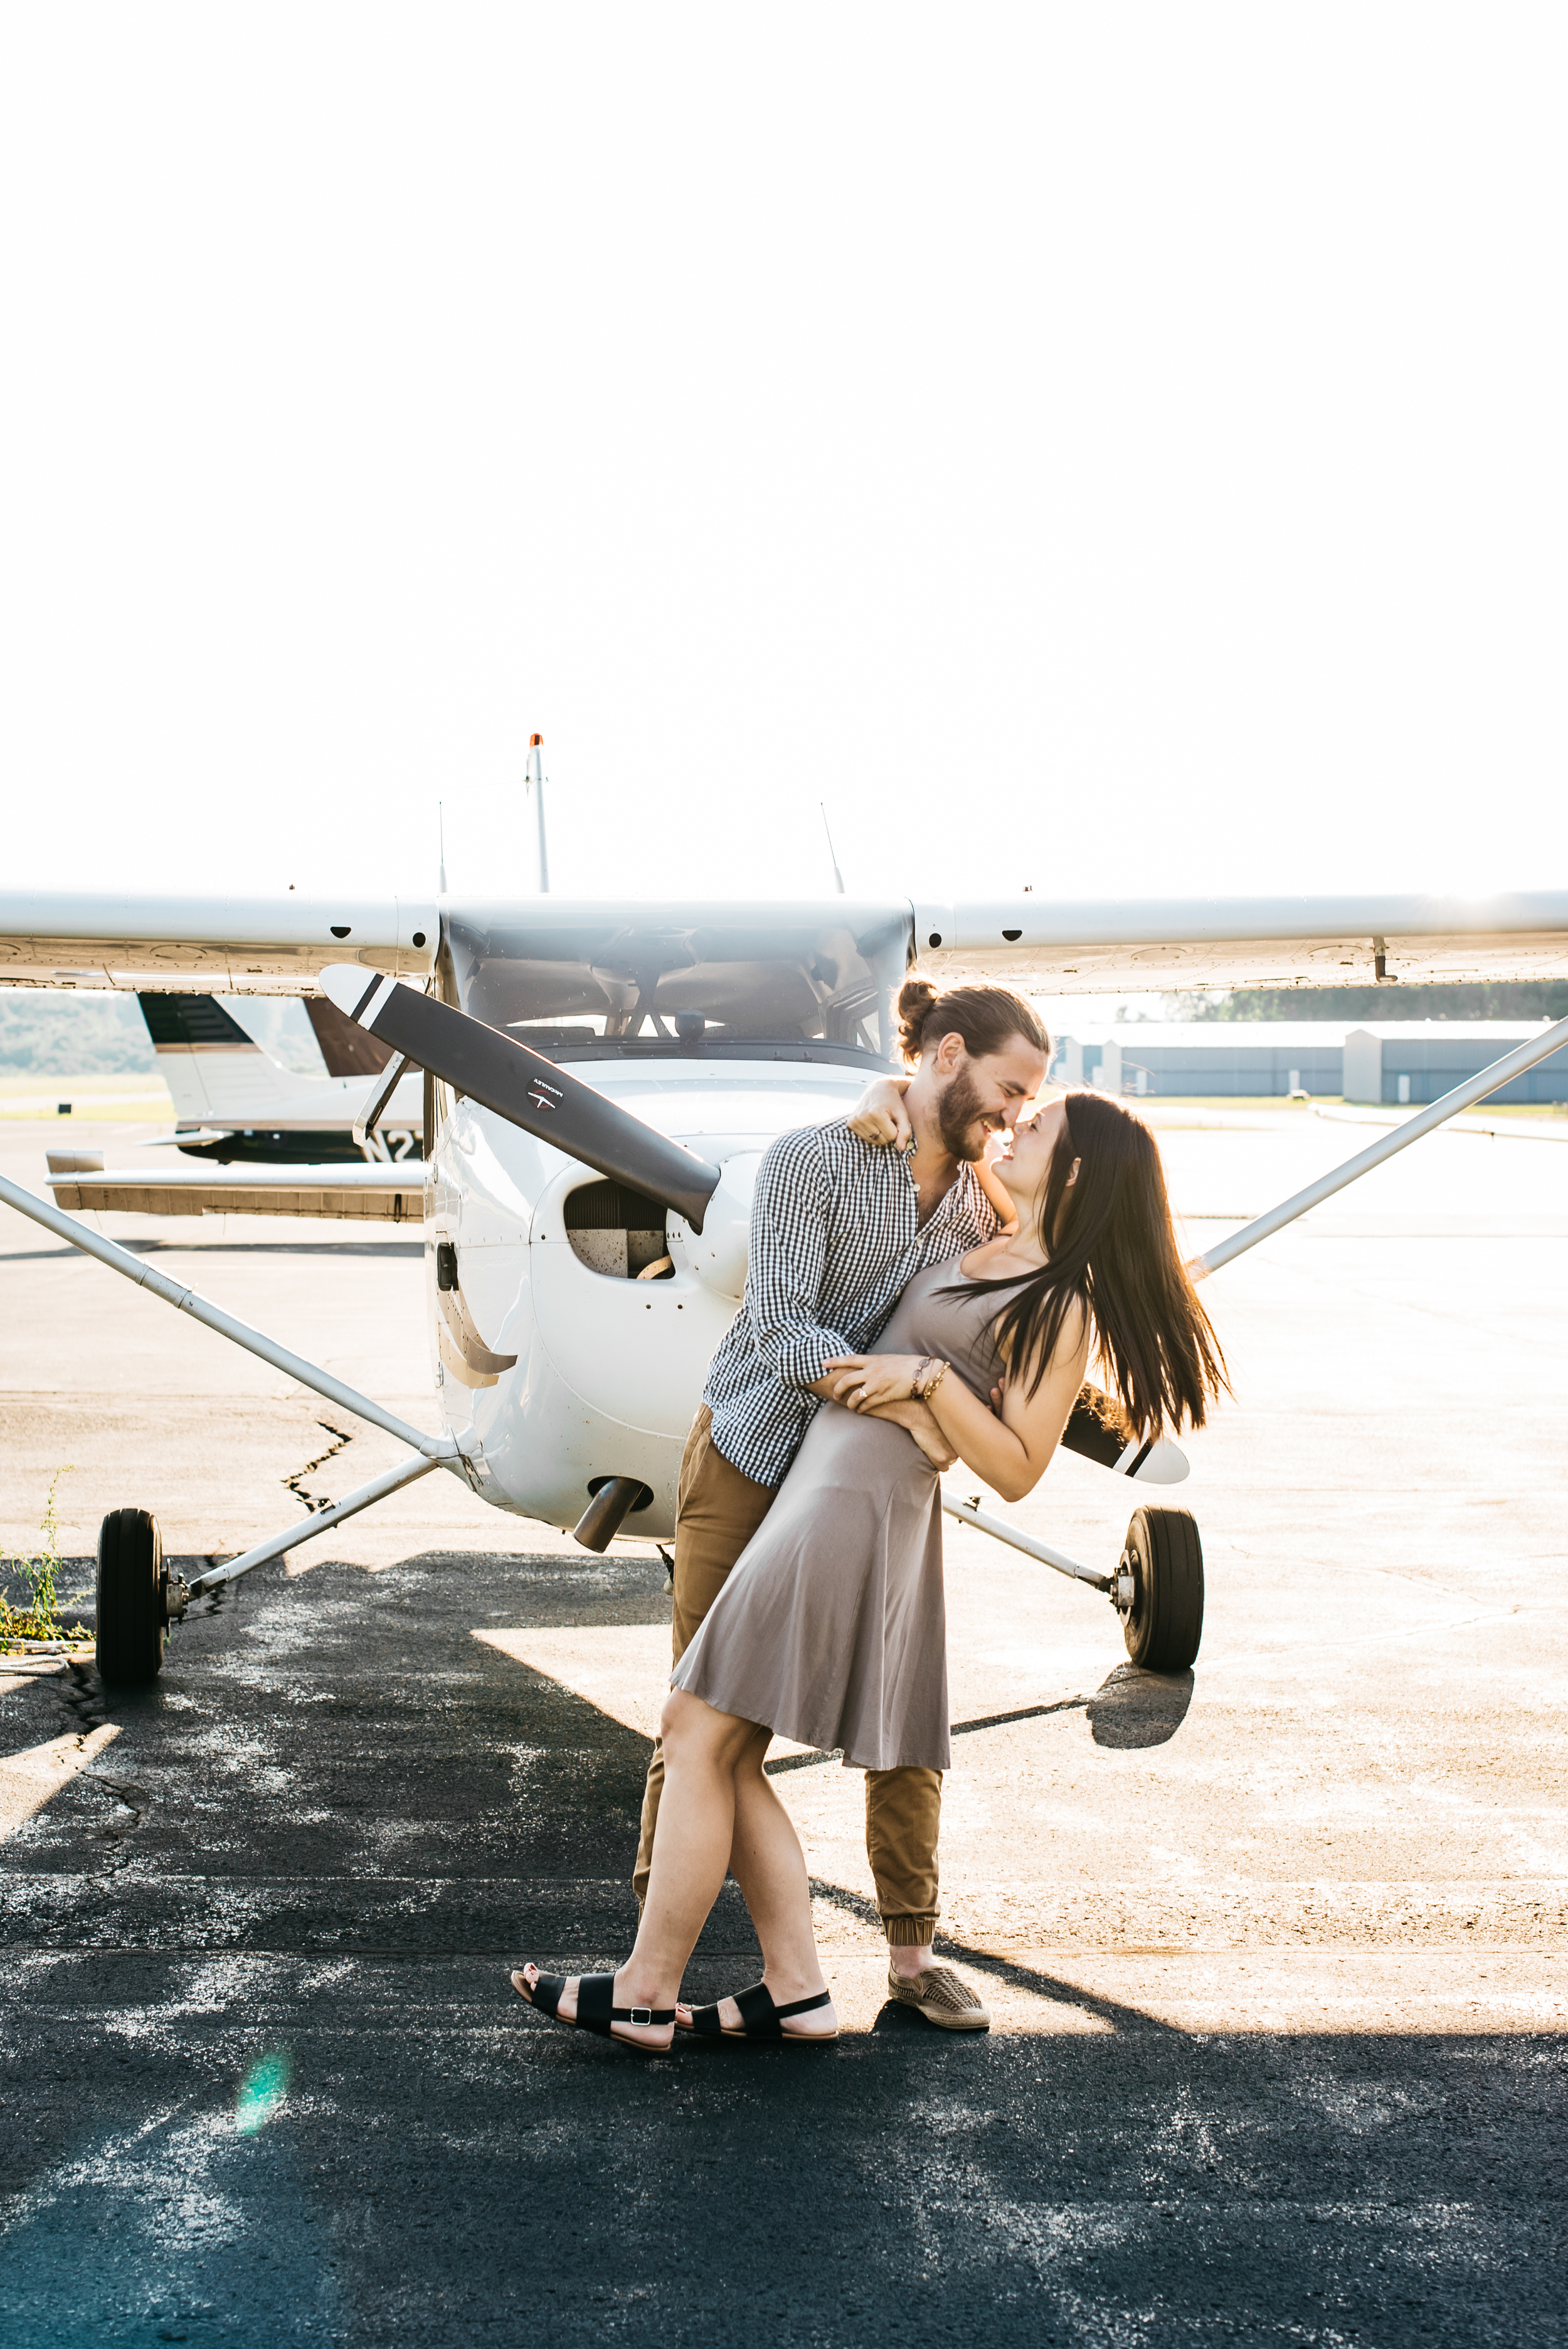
[3,4,1565,910]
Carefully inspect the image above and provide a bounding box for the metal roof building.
[1047,1022,1568,1105]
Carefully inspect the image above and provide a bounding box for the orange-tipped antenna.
[526,736,550,893]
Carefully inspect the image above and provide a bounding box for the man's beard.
[935,1067,993,1161]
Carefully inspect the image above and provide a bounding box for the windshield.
[442,898,913,1067]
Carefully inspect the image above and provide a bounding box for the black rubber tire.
[1120,1504,1204,1670]
[96,1509,166,1684]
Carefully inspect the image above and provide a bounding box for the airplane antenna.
[820,802,845,895]
[438,802,448,897]
[527,734,551,893]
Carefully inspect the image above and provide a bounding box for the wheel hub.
[1111,1544,1138,1621]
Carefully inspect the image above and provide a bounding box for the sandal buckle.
[628,2007,653,2025]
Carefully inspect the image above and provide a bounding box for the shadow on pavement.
[810,1879,1185,2042]
[770,1694,1092,1776]
[1086,1663,1194,1747]
[2,1545,1560,2348]
[0,1990,1559,2349]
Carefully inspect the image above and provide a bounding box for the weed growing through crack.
[0,1467,88,1645]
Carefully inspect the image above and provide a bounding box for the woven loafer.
[886,1962,991,2032]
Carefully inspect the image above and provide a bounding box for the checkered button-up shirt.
[701,1118,1000,1488]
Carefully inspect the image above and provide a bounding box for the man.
[635,980,1051,2032]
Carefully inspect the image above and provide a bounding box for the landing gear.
[1114,1504,1204,1671]
[96,1509,171,1685]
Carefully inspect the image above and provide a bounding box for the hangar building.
[1047,1022,1568,1106]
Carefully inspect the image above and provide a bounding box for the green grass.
[1,1469,91,1646]
[0,1071,174,1120]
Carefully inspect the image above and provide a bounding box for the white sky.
[3,3,1565,909]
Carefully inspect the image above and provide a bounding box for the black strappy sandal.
[511,1968,675,2053]
[679,1981,837,2044]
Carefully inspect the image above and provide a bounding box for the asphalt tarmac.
[2,1111,1565,2348]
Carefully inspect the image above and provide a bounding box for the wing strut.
[0,1170,458,1466]
[1196,1010,1568,1276]
[940,1492,1110,1590]
[186,1453,443,1596]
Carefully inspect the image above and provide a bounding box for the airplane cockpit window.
[441,900,912,1068]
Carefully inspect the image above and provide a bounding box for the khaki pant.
[634,1406,942,1946]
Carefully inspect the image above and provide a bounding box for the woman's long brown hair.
[950,1091,1229,1436]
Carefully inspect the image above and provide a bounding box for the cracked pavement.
[1,1114,1565,2346]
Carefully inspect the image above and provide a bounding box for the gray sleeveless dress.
[670,1259,1005,1771]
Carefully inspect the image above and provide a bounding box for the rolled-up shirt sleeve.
[744,1130,857,1391]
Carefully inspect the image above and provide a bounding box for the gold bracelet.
[918,1359,950,1401]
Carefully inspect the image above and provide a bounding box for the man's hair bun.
[896,977,941,1059]
[895,977,1051,1069]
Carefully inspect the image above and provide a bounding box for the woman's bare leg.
[514,1689,754,2049]
[706,1741,836,2037]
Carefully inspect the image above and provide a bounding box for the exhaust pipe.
[573,1477,654,1553]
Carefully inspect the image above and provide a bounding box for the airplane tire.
[1118,1505,1203,1671]
[96,1509,167,1685]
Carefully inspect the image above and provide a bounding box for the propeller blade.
[319,968,720,1231]
[1061,1385,1189,1482]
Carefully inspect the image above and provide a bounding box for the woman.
[511,1086,1227,2051]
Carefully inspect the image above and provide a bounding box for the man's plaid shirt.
[701,1118,1000,1488]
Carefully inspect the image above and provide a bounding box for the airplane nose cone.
[667,1152,759,1300]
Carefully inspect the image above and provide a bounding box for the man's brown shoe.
[886,1962,991,2032]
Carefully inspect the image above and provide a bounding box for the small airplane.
[38,988,428,1224]
[135,988,425,1163]
[3,877,1565,1696]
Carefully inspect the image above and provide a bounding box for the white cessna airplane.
[134,987,424,1164]
[2,884,1565,1690]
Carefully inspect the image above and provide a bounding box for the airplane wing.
[0,891,438,991]
[3,888,1565,1000]
[911,892,1568,990]
[44,1154,422,1222]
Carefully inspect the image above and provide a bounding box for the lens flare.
[235,2050,292,2135]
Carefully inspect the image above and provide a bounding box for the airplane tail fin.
[137,994,327,1125]
[304,995,397,1078]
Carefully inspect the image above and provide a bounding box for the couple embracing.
[514,977,1225,2050]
